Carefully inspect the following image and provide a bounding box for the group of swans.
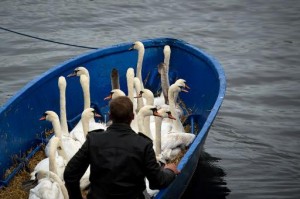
[27,41,195,198]
[28,66,109,198]
[109,41,195,163]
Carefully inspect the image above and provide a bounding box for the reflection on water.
[182,151,230,199]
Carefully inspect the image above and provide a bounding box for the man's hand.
[164,163,180,175]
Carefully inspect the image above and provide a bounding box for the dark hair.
[109,96,134,124]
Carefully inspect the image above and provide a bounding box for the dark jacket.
[64,123,176,199]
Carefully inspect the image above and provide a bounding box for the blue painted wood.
[0,38,226,197]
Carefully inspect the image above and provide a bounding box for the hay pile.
[0,149,46,199]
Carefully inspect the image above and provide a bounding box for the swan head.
[157,108,176,120]
[58,76,67,90]
[82,108,101,120]
[175,79,190,90]
[129,41,144,51]
[135,89,153,99]
[169,82,189,94]
[67,66,89,77]
[163,45,171,55]
[138,105,162,118]
[39,111,59,122]
[104,89,126,100]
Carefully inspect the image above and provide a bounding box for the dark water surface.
[1,0,300,198]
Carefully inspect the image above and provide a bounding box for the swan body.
[168,80,189,132]
[31,135,68,181]
[29,170,69,199]
[42,111,81,160]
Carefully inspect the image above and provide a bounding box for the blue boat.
[0,38,226,198]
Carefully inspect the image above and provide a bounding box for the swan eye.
[150,107,158,112]
[58,146,62,150]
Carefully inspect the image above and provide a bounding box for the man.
[64,96,180,199]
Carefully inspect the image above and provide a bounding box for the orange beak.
[104,94,112,100]
[39,116,46,121]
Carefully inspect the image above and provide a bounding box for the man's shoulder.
[138,132,152,142]
[88,128,106,136]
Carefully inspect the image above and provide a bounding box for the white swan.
[126,68,134,101]
[29,169,69,199]
[168,79,189,132]
[163,45,171,89]
[40,110,94,191]
[30,130,68,181]
[130,41,145,89]
[134,77,145,113]
[137,105,162,137]
[157,79,195,161]
[40,111,78,163]
[136,89,154,139]
[67,66,90,110]
[156,45,171,105]
[29,138,69,199]
[153,108,176,155]
[58,76,69,135]
[45,76,82,158]
[67,67,107,143]
[68,107,103,145]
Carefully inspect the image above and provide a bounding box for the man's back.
[64,96,178,199]
[88,123,151,198]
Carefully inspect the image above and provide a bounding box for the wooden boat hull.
[0,38,226,198]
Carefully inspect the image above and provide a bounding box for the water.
[1,0,300,198]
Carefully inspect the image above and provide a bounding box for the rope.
[0,26,99,50]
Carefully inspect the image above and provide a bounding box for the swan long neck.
[137,47,145,89]
[155,116,163,154]
[143,89,154,139]
[51,117,63,138]
[48,171,69,199]
[144,89,154,106]
[137,112,146,135]
[49,138,59,176]
[126,68,135,103]
[80,75,91,110]
[168,85,184,132]
[111,68,120,90]
[82,114,90,138]
[59,77,69,136]
[134,77,144,113]
[160,67,169,104]
[163,45,171,74]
